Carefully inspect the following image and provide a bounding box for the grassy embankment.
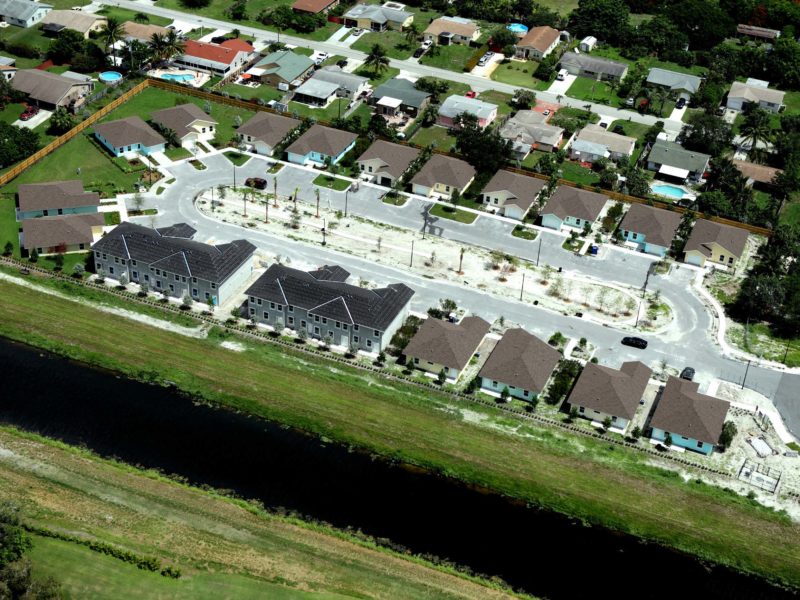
[0,427,514,599]
[0,277,799,588]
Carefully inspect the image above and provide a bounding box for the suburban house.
[292,78,340,107]
[683,219,749,268]
[559,53,628,81]
[726,80,785,113]
[41,9,106,38]
[16,180,99,220]
[0,0,51,28]
[645,68,703,100]
[0,55,16,81]
[479,328,560,401]
[514,25,560,60]
[646,140,710,182]
[733,159,781,188]
[356,139,419,186]
[94,116,166,157]
[570,124,636,164]
[174,39,255,77]
[311,66,369,99]
[92,222,256,306]
[438,95,497,129]
[481,170,546,220]
[11,69,93,110]
[372,77,430,117]
[737,24,780,42]
[21,214,104,256]
[410,154,475,199]
[251,49,314,88]
[540,186,608,231]
[618,203,682,257]
[245,263,414,353]
[404,315,490,380]
[120,21,168,42]
[499,110,563,156]
[285,123,358,166]
[151,103,217,148]
[650,377,730,455]
[567,361,652,433]
[578,35,597,52]
[342,3,413,30]
[237,112,300,155]
[423,16,480,45]
[291,0,339,14]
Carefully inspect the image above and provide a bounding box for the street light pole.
[410,240,414,267]
[742,359,752,390]
[322,218,327,246]
[536,235,542,266]
[519,271,525,301]
[344,188,349,217]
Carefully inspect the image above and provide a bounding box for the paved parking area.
[14,109,51,130]
[546,73,577,95]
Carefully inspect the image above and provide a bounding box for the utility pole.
[741,359,752,390]
[242,188,247,217]
[410,240,414,268]
[232,163,236,189]
[519,271,525,301]
[322,218,327,246]
[344,188,349,217]
[273,177,278,208]
[536,235,542,266]
[265,195,269,223]
[783,341,791,364]
[315,188,320,218]
[458,247,464,274]
[422,212,427,240]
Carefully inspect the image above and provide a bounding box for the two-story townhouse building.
[481,169,546,220]
[539,186,608,231]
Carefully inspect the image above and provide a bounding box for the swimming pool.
[651,184,687,199]
[99,71,122,83]
[161,73,195,82]
[507,23,528,34]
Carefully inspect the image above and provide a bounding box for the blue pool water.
[99,71,122,83]
[507,23,528,34]
[161,73,195,82]
[651,184,686,199]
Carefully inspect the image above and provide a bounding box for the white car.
[421,40,432,49]
[352,28,363,36]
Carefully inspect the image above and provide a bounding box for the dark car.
[680,367,695,381]
[612,124,625,134]
[676,97,687,109]
[211,35,230,44]
[621,336,648,349]
[413,47,425,58]
[245,177,267,190]
[336,59,348,68]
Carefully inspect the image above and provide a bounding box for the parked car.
[542,109,550,116]
[621,336,648,349]
[612,124,625,134]
[625,97,635,107]
[680,367,695,381]
[421,39,432,49]
[676,97,687,109]
[599,122,608,129]
[413,47,425,58]
[465,90,477,98]
[245,177,267,190]
[336,59,348,68]
[20,105,39,121]
[352,28,363,36]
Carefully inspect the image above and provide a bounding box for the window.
[288,305,294,313]
[155,269,160,276]
[169,284,174,292]
[578,406,584,413]
[696,440,703,448]
[183,277,187,283]
[132,271,138,279]
[301,320,306,328]
[131,260,137,266]
[79,243,85,250]
[523,390,529,397]
[264,311,269,320]
[288,316,294,325]
[114,257,119,264]
[492,380,498,386]
[277,304,283,311]
[155,280,161,288]
[373,330,379,337]
[249,296,255,303]
[413,357,419,364]
[322,318,327,324]
[314,315,320,322]
[94,251,100,258]
[249,308,255,315]
[102,253,107,259]
[109,266,115,275]
[445,185,450,191]
[270,302,275,309]
[57,208,63,215]
[257,299,262,305]
[211,282,216,289]
[192,288,198,297]
[144,274,149,282]
[174,274,180,281]
[314,326,320,335]
[192,277,197,283]
[366,340,372,348]
[353,324,359,331]
[354,336,359,342]
[611,416,617,422]
[360,164,365,171]
[336,321,341,328]
[328,330,333,337]
[728,257,734,264]
[343,324,348,331]
[719,255,724,262]
[204,292,209,300]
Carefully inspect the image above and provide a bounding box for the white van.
[557,68,568,81]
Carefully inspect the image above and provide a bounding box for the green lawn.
[223,151,251,166]
[490,60,542,88]
[591,45,706,77]
[419,44,475,72]
[428,202,477,223]
[410,125,456,151]
[780,196,800,226]
[0,22,52,54]
[95,6,171,27]
[288,98,349,123]
[609,119,650,164]
[0,195,19,256]
[566,77,625,108]
[164,146,193,161]
[219,83,283,104]
[313,173,350,191]
[353,66,400,87]
[351,30,415,60]
[0,101,27,126]
[784,90,800,115]
[477,90,513,117]
[512,225,537,240]
[560,162,601,187]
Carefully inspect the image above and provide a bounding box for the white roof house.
[727,81,786,113]
[579,36,597,52]
[646,68,703,98]
[438,95,498,127]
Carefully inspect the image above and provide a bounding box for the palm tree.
[148,32,167,63]
[100,18,124,68]
[739,108,773,162]
[364,44,389,78]
[403,22,420,46]
[162,29,186,62]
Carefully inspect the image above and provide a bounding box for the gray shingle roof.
[357,140,419,180]
[94,116,166,149]
[246,263,414,331]
[559,53,628,78]
[92,222,255,284]
[404,315,490,371]
[500,110,564,148]
[567,361,652,421]
[619,203,682,248]
[439,95,497,120]
[646,68,702,94]
[410,154,475,190]
[478,328,559,393]
[11,69,86,106]
[728,81,786,106]
[151,103,217,140]
[238,112,300,148]
[684,219,749,259]
[373,78,430,109]
[0,0,51,21]
[647,140,710,173]
[651,377,730,445]
[312,66,368,96]
[255,49,314,82]
[286,124,358,158]
[294,78,339,100]
[22,213,103,250]
[482,170,545,212]
[574,124,636,156]
[17,180,99,212]
[343,3,412,24]
[541,186,608,222]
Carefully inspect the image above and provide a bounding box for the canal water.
[0,338,794,599]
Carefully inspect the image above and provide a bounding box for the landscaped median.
[0,269,797,589]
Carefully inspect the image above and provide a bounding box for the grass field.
[351,30,415,60]
[560,162,601,187]
[219,82,284,104]
[490,61,546,89]
[410,126,456,151]
[419,44,475,72]
[95,6,171,27]
[0,427,511,599]
[429,203,478,223]
[477,90,514,116]
[314,174,351,191]
[288,98,349,122]
[0,278,798,587]
[353,66,400,87]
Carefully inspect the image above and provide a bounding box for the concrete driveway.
[546,74,577,96]
[14,109,51,130]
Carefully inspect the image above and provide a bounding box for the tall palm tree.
[404,22,420,45]
[100,18,124,68]
[162,29,186,62]
[148,32,167,63]
[739,108,773,162]
[364,44,389,78]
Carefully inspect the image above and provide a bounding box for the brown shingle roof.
[238,112,301,148]
[482,170,545,212]
[517,25,560,52]
[424,17,478,38]
[684,219,749,259]
[286,124,358,158]
[94,116,166,149]
[11,69,88,106]
[121,21,169,41]
[356,140,420,180]
[478,328,559,393]
[651,377,730,445]
[619,203,682,248]
[292,0,338,13]
[410,154,475,190]
[568,361,652,420]
[151,103,217,140]
[21,213,104,250]
[541,186,608,222]
[404,315,490,371]
[42,10,105,35]
[18,180,99,213]
[732,159,781,184]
